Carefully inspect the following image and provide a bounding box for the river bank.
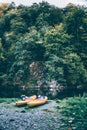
[0,100,61,130]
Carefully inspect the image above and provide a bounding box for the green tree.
[65,5,86,44]
[64,53,87,87]
[45,24,72,57]
[44,24,72,85]
[10,18,27,33]
[44,23,87,88]
[9,27,45,86]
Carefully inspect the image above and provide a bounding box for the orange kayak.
[16,95,37,106]
[27,96,48,107]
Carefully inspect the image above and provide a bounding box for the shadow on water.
[0,84,87,99]
[54,88,87,99]
[25,87,87,99]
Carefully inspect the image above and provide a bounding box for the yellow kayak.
[16,95,37,106]
[27,96,48,107]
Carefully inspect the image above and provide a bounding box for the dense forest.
[0,1,87,97]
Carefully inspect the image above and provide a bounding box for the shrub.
[57,96,87,130]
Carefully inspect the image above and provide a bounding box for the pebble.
[0,101,61,130]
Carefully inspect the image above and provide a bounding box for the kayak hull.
[27,96,48,107]
[16,95,37,106]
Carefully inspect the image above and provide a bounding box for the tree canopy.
[0,1,87,97]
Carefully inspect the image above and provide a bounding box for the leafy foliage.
[0,98,18,103]
[0,1,87,97]
[57,96,87,130]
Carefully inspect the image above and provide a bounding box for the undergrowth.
[0,98,18,103]
[56,95,87,130]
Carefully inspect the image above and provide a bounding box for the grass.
[0,98,18,103]
[56,95,87,130]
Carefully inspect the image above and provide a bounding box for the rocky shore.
[0,100,61,130]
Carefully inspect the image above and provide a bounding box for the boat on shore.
[16,95,37,106]
[27,96,48,107]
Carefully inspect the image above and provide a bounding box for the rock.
[0,100,61,130]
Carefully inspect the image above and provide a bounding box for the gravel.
[0,100,61,130]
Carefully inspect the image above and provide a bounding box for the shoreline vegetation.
[0,95,87,130]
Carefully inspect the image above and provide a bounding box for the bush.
[57,95,87,130]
